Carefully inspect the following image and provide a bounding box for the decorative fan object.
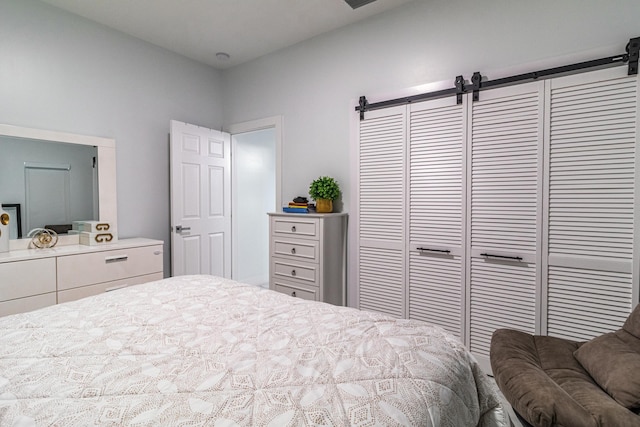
[28,228,59,249]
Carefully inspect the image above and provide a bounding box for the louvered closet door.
[467,82,544,371]
[545,67,639,340]
[357,106,406,317]
[408,97,466,338]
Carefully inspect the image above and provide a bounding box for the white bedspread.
[0,275,506,426]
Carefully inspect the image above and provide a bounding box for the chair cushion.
[574,332,640,410]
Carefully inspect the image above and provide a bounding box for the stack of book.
[282,198,309,213]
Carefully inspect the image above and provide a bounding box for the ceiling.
[40,0,416,69]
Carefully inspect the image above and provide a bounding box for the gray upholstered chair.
[490,304,640,427]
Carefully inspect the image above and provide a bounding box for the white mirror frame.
[0,124,117,249]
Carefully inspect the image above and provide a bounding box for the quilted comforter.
[0,275,506,426]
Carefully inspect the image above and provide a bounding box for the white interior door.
[170,120,231,277]
[356,105,406,317]
[408,96,467,339]
[544,67,639,340]
[25,163,71,230]
[466,81,544,372]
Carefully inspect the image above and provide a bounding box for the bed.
[0,275,506,426]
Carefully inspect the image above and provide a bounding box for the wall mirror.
[0,124,117,247]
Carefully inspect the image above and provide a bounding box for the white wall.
[0,0,224,275]
[221,0,640,210]
[3,0,639,278]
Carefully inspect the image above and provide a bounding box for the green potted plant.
[309,176,341,213]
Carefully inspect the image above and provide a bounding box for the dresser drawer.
[58,272,163,303]
[273,281,318,301]
[0,258,56,302]
[0,292,57,317]
[272,259,318,286]
[272,217,319,239]
[272,238,319,263]
[57,245,163,290]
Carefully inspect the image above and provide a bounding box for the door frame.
[226,115,283,282]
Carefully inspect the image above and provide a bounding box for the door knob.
[175,225,191,233]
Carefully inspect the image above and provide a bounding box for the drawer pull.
[291,269,296,276]
[291,247,296,254]
[153,250,162,255]
[105,255,129,263]
[105,284,129,292]
[291,226,296,232]
[291,291,297,297]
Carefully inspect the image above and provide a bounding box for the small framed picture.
[1,204,22,239]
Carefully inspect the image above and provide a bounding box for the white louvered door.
[467,82,544,371]
[408,97,466,338]
[353,65,639,374]
[544,67,639,340]
[356,106,406,317]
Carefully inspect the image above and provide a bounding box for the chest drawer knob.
[291,226,296,232]
[291,247,296,254]
[291,291,297,297]
[291,269,296,276]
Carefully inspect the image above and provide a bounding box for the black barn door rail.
[356,75,465,120]
[356,36,639,120]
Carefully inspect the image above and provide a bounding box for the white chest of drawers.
[268,213,347,305]
[0,238,163,317]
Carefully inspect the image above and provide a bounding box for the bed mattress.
[0,275,506,426]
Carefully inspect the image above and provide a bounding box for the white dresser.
[0,238,163,317]
[269,212,347,305]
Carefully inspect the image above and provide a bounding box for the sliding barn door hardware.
[355,36,638,117]
[471,72,482,102]
[355,75,465,120]
[455,75,465,105]
[417,247,451,254]
[480,253,523,262]
[358,96,368,120]
[470,44,635,101]
[628,37,639,75]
